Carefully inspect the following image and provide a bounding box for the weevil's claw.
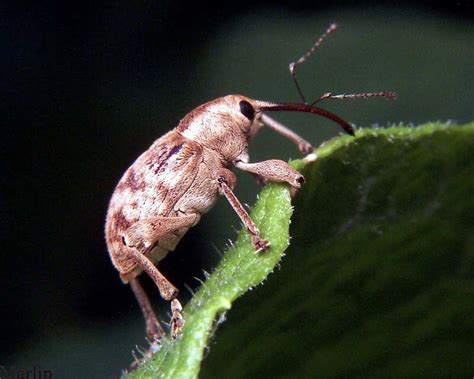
[292,174,305,189]
[299,142,314,154]
[171,299,185,340]
[253,237,270,253]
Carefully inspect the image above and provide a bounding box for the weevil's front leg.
[234,159,305,189]
[260,113,314,154]
[130,277,165,340]
[217,169,269,253]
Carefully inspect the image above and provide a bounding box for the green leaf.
[126,122,474,378]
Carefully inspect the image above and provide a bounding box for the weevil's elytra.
[104,23,396,357]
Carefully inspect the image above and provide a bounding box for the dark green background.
[2,1,472,377]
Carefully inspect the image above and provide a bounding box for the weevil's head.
[176,94,354,163]
[176,95,265,163]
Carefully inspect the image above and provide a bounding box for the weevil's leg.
[260,113,314,154]
[126,248,179,301]
[217,169,269,253]
[130,278,185,343]
[124,214,198,252]
[123,214,199,301]
[170,299,184,340]
[234,159,305,189]
[130,277,165,340]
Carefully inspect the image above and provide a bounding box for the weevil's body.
[105,94,338,341]
[105,25,395,351]
[104,92,385,343]
[106,95,259,282]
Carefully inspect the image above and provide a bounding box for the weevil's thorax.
[176,95,258,165]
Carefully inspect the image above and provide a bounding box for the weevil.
[105,23,395,345]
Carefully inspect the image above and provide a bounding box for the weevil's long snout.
[255,100,355,136]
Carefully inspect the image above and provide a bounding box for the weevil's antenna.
[311,91,397,106]
[289,23,338,104]
[289,24,397,106]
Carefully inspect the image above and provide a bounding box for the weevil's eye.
[239,100,255,121]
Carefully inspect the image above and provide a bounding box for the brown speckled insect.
[105,23,395,343]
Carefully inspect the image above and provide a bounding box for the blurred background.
[1,0,473,377]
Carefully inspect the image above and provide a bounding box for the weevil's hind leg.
[130,277,165,341]
[123,215,199,343]
[260,113,314,154]
[123,214,198,253]
[130,277,185,345]
[217,169,269,253]
[127,255,185,342]
[125,248,179,301]
[127,277,164,371]
[123,214,199,300]
[170,299,184,340]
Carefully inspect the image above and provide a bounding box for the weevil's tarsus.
[289,23,338,104]
[171,299,185,340]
